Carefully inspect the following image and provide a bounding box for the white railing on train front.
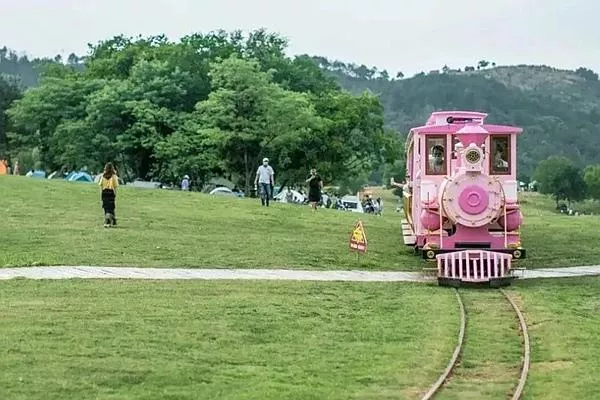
[436,250,513,281]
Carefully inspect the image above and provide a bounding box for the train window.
[490,135,511,175]
[426,136,447,175]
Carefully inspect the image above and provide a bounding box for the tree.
[154,123,224,188]
[194,55,321,194]
[7,75,105,170]
[533,156,587,207]
[478,60,490,69]
[575,67,598,81]
[308,90,395,186]
[0,74,22,157]
[584,165,600,200]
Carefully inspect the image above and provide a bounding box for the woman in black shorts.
[305,168,323,211]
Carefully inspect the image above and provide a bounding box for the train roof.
[409,111,523,135]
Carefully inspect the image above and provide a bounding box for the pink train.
[399,111,525,287]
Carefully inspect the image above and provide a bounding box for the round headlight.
[465,149,481,164]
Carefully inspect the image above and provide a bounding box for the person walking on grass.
[306,168,323,211]
[254,157,274,207]
[99,162,119,228]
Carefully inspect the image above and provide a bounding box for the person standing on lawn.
[98,162,119,227]
[254,157,275,206]
[305,168,323,211]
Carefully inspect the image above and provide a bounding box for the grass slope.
[1,176,411,270]
[517,193,600,268]
[512,276,600,400]
[0,280,459,400]
[2,177,600,269]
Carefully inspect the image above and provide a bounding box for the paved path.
[1,265,600,282]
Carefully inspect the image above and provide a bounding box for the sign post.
[349,220,368,264]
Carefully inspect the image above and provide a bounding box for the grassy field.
[0,280,460,400]
[517,193,600,269]
[1,277,599,399]
[2,176,600,269]
[421,276,600,400]
[511,276,600,400]
[1,176,411,270]
[436,290,522,400]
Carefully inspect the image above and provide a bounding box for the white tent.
[340,195,364,213]
[209,187,237,197]
[274,189,305,204]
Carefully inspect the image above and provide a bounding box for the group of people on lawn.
[96,157,324,227]
[254,157,323,211]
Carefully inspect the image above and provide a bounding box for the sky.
[2,0,599,77]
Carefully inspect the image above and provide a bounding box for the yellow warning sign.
[349,220,367,253]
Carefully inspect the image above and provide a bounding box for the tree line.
[533,155,600,207]
[0,29,402,194]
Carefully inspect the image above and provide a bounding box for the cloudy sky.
[3,0,599,77]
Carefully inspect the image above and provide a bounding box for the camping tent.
[274,189,305,204]
[27,170,46,178]
[67,171,93,183]
[209,187,238,197]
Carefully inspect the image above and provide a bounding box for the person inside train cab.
[493,142,509,171]
[429,144,445,173]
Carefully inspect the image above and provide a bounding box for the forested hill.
[313,57,600,180]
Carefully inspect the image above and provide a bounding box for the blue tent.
[67,171,93,183]
[30,170,46,178]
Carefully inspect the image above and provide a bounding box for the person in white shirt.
[181,175,190,191]
[254,157,275,206]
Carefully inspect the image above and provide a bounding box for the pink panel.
[458,185,490,215]
[420,209,441,231]
[498,210,523,231]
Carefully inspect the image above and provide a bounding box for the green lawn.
[1,176,412,270]
[2,277,599,399]
[0,280,459,400]
[517,193,600,269]
[408,277,600,400]
[2,176,600,269]
[511,276,600,400]
[435,290,522,400]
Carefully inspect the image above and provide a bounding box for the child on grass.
[99,162,119,228]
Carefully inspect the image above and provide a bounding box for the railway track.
[420,288,530,400]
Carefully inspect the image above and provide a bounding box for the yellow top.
[99,175,119,191]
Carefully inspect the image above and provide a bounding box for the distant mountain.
[313,56,600,180]
[0,46,84,87]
